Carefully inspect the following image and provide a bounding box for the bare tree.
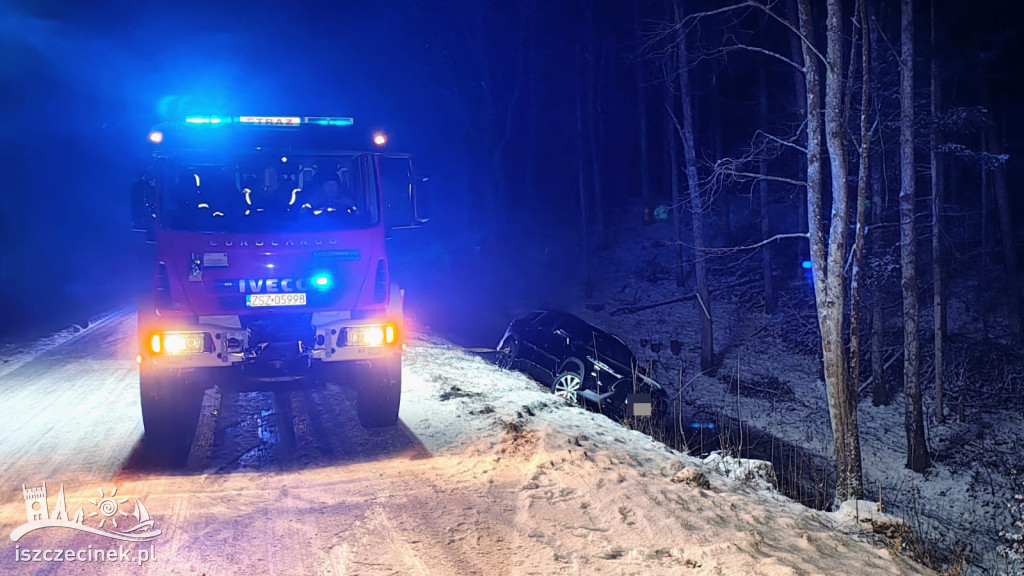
[849,0,871,414]
[900,0,929,473]
[415,0,529,237]
[758,67,777,315]
[869,157,889,406]
[673,1,714,373]
[930,0,945,423]
[798,0,863,502]
[655,0,864,501]
[868,2,888,407]
[786,0,809,266]
[634,2,654,225]
[980,84,1022,342]
[667,85,685,288]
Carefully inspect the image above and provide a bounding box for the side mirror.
[130,179,156,241]
[412,176,430,224]
[380,155,428,229]
[554,329,571,342]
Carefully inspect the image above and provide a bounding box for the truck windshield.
[159,154,378,233]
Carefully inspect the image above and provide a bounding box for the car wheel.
[552,370,583,405]
[496,334,520,370]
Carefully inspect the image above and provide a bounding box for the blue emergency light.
[310,272,334,290]
[185,116,228,124]
[801,260,813,270]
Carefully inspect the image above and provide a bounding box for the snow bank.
[572,220,1018,574]
[396,342,935,575]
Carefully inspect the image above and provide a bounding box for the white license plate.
[246,293,308,307]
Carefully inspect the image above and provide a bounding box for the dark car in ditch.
[495,310,667,418]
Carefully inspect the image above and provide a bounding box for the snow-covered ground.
[574,220,1024,575]
[0,308,126,381]
[0,310,933,574]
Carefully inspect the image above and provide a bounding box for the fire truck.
[130,115,427,441]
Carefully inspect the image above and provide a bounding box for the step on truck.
[130,115,428,441]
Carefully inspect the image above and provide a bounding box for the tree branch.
[717,170,807,187]
[645,1,829,72]
[754,128,808,154]
[710,232,810,253]
[694,43,803,72]
[611,293,696,316]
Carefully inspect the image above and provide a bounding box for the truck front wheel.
[356,359,402,428]
[139,368,202,444]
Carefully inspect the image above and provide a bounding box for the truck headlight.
[150,331,213,355]
[342,324,397,347]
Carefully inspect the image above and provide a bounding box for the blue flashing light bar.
[306,117,355,126]
[179,116,355,126]
[185,116,228,124]
[801,260,813,270]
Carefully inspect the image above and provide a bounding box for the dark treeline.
[406,0,1024,503]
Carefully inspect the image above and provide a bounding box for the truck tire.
[357,359,401,428]
[139,369,200,444]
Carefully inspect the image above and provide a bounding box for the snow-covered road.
[0,309,932,575]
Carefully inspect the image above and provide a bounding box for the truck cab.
[130,115,426,441]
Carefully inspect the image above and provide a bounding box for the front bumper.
[140,312,401,371]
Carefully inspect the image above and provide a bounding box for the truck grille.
[241,313,314,347]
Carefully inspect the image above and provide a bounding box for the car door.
[519,311,561,381]
[527,314,574,382]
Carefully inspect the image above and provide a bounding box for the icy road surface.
[0,310,932,575]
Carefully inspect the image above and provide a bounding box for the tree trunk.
[823,0,864,502]
[669,102,685,288]
[870,147,888,406]
[787,0,809,267]
[981,131,990,269]
[709,73,731,245]
[868,0,888,406]
[663,54,685,288]
[758,67,776,315]
[930,0,945,424]
[900,0,929,473]
[978,77,1023,341]
[849,0,871,412]
[634,2,653,225]
[798,0,863,504]
[991,142,1021,340]
[575,42,593,298]
[675,2,713,373]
